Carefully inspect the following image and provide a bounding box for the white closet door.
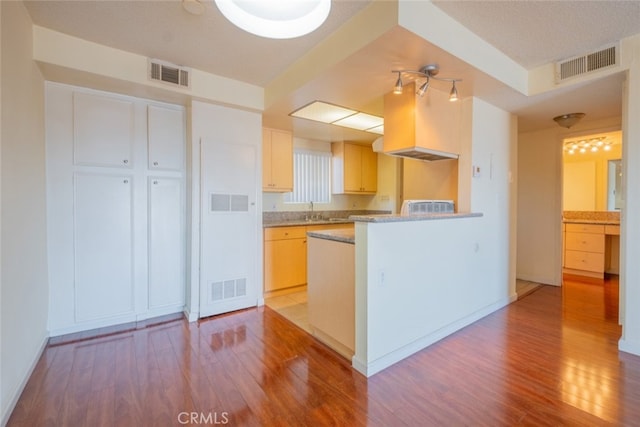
[199,138,258,317]
[148,105,185,171]
[73,92,134,168]
[148,177,185,308]
[74,173,134,321]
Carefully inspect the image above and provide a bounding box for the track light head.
[416,79,430,97]
[393,72,403,95]
[449,81,458,102]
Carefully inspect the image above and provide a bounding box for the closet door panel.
[148,105,185,171]
[148,177,185,308]
[74,173,134,321]
[73,92,134,168]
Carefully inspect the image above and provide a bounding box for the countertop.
[307,228,355,244]
[563,219,620,225]
[263,218,353,228]
[350,212,483,223]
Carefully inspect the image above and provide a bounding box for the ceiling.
[23,0,640,140]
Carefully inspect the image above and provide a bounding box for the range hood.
[373,138,458,161]
[381,82,461,161]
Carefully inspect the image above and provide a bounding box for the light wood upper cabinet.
[262,128,293,192]
[332,141,377,194]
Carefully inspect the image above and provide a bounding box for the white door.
[74,173,134,321]
[199,138,259,317]
[148,176,185,309]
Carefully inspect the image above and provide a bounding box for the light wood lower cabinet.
[563,222,620,279]
[263,223,353,294]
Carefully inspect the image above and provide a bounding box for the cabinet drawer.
[264,226,306,241]
[306,223,354,232]
[565,250,605,273]
[565,223,604,234]
[565,232,604,253]
[605,225,620,235]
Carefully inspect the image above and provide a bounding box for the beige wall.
[1,1,49,423]
[402,158,458,207]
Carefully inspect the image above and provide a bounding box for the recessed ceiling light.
[214,0,331,39]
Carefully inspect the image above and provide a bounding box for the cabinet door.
[148,105,185,171]
[149,177,185,308]
[264,237,307,291]
[269,130,293,191]
[343,143,362,192]
[74,173,134,321]
[361,146,378,192]
[73,92,134,168]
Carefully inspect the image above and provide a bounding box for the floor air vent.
[556,45,618,82]
[148,59,190,88]
[211,278,247,302]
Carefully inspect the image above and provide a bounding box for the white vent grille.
[210,194,250,212]
[210,278,247,302]
[556,45,618,82]
[148,59,190,88]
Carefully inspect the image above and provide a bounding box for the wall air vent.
[148,59,190,88]
[210,278,247,302]
[556,44,618,82]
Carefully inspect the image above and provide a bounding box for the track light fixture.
[391,64,462,101]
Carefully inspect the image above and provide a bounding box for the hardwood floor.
[8,276,640,426]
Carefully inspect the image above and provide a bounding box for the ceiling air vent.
[148,59,190,88]
[556,44,618,82]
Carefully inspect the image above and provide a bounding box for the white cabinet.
[148,177,185,308]
[73,92,134,168]
[74,173,134,321]
[46,83,186,335]
[148,105,185,171]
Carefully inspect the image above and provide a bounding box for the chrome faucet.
[310,201,314,214]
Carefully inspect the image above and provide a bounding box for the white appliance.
[401,199,455,215]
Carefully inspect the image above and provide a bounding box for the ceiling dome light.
[553,113,585,129]
[214,0,331,39]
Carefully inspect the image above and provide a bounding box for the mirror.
[562,130,622,211]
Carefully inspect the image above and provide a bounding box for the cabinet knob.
[153,161,159,166]
[153,180,159,185]
[123,159,129,164]
[123,179,129,184]
[284,232,289,236]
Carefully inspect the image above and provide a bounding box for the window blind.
[284,150,331,204]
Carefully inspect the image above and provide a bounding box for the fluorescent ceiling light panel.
[290,101,384,135]
[333,112,383,131]
[291,101,356,123]
[367,125,384,135]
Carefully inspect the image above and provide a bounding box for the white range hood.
[373,137,458,161]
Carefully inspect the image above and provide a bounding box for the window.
[284,149,331,203]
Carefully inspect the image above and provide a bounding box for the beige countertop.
[350,212,483,223]
[264,218,353,228]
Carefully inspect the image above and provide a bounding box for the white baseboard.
[1,333,48,426]
[184,307,199,322]
[352,296,512,377]
[619,338,640,356]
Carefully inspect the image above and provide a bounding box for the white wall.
[619,42,640,356]
[187,100,263,318]
[353,98,516,376]
[1,2,49,423]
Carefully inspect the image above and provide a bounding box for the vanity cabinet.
[262,128,293,192]
[263,223,354,295]
[563,222,622,279]
[332,142,377,194]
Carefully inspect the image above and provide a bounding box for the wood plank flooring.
[8,276,640,426]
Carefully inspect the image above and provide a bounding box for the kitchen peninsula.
[305,210,517,379]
